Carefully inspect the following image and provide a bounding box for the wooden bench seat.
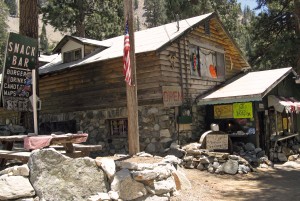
[50,144,102,154]
[0,150,31,163]
[0,149,89,167]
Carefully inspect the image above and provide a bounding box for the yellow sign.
[233,102,253,118]
[214,104,233,119]
[283,118,288,130]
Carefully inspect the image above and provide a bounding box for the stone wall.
[0,149,188,201]
[36,104,206,155]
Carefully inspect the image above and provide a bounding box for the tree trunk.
[294,0,300,73]
[19,0,39,131]
[75,0,85,37]
[19,0,38,39]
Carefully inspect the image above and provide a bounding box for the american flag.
[123,20,131,85]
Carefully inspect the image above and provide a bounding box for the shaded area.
[175,160,300,201]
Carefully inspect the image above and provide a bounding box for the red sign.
[162,86,183,107]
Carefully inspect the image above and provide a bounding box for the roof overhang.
[197,67,294,106]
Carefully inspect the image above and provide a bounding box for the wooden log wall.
[39,52,162,114]
[159,18,250,104]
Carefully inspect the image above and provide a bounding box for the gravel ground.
[171,160,300,201]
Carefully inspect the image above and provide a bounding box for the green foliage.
[41,0,124,40]
[249,0,300,71]
[4,0,17,16]
[143,0,167,27]
[163,0,250,57]
[165,0,211,21]
[40,23,49,53]
[0,1,9,71]
[134,0,139,10]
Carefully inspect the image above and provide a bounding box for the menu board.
[206,134,228,150]
[0,32,38,111]
[214,104,233,119]
[233,102,253,119]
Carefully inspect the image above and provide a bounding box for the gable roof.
[197,67,296,105]
[40,12,249,75]
[52,35,111,53]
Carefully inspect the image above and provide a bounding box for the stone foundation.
[38,105,206,156]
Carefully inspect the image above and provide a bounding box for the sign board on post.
[162,86,183,107]
[206,134,228,150]
[0,32,38,111]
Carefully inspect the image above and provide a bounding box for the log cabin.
[0,12,253,155]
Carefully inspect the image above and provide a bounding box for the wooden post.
[124,0,140,155]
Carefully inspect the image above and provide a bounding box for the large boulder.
[28,149,109,201]
[0,175,35,200]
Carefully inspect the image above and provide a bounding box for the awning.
[197,67,294,105]
[268,95,300,113]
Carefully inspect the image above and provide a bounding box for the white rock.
[96,158,116,181]
[108,190,119,200]
[0,175,35,200]
[0,164,29,177]
[98,192,110,200]
[223,159,238,175]
[152,176,176,195]
[111,169,147,200]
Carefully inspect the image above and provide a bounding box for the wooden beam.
[124,0,140,155]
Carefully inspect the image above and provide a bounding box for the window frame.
[108,118,128,138]
[189,39,226,81]
[63,48,82,63]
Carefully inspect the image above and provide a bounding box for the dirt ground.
[171,160,300,201]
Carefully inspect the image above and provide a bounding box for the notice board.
[0,32,38,111]
[206,134,228,150]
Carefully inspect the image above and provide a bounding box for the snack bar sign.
[0,32,38,111]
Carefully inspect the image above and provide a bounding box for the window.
[190,45,225,79]
[109,118,128,138]
[63,49,82,63]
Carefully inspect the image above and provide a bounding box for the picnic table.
[0,133,102,168]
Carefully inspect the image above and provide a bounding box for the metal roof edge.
[260,67,293,98]
[156,12,215,53]
[197,95,262,105]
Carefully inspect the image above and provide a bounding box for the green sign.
[0,32,38,111]
[233,102,253,119]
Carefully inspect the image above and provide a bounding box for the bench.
[50,144,102,156]
[0,150,31,163]
[0,149,89,168]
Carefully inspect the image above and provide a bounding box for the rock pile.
[269,135,300,163]
[181,143,252,174]
[232,142,273,168]
[0,149,189,201]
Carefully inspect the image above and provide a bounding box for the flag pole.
[124,0,140,155]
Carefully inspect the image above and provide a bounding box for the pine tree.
[40,23,49,54]
[134,0,139,10]
[41,0,124,40]
[0,1,9,71]
[143,0,167,27]
[4,0,17,16]
[249,0,300,72]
